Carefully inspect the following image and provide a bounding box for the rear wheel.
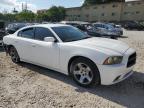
[70,57,100,87]
[9,46,20,63]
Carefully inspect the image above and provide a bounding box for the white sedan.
[3,24,136,87]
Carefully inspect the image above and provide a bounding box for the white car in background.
[3,24,136,87]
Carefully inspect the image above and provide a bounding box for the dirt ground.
[0,30,144,108]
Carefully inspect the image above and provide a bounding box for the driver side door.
[31,27,60,69]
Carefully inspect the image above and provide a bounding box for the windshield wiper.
[65,36,91,42]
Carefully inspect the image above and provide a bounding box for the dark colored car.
[5,23,28,34]
[93,23,121,39]
[61,21,118,39]
[76,23,102,37]
[107,23,123,36]
[139,22,144,29]
[61,21,100,36]
[0,21,6,46]
[124,21,144,30]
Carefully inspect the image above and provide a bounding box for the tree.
[0,6,66,22]
[36,13,50,22]
[3,13,16,22]
[83,0,103,6]
[46,6,66,22]
[16,11,36,22]
[36,6,66,22]
[83,0,125,6]
[58,6,66,21]
[0,13,4,20]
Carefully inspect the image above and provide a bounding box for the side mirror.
[44,37,55,42]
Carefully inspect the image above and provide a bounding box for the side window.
[95,24,101,28]
[101,24,103,28]
[35,27,54,41]
[104,25,109,29]
[95,24,98,28]
[21,28,34,39]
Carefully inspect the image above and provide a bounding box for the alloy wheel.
[73,63,93,85]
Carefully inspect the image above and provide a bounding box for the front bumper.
[98,48,136,85]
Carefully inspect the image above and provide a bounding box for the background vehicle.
[61,21,100,36]
[61,21,117,39]
[60,21,82,28]
[139,21,144,27]
[108,23,123,36]
[0,21,6,46]
[93,23,121,39]
[5,23,28,34]
[76,23,106,37]
[124,21,144,30]
[3,24,136,87]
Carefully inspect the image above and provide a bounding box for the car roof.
[93,22,103,25]
[15,23,70,33]
[28,24,69,28]
[61,21,89,25]
[9,23,26,25]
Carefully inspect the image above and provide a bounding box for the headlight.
[103,56,123,65]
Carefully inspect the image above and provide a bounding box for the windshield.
[8,23,26,30]
[52,26,90,42]
[105,24,115,30]
[14,23,26,29]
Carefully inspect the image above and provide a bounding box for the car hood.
[71,37,129,54]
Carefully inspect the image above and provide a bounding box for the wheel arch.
[4,44,15,54]
[68,56,99,73]
[6,45,15,53]
[68,55,101,85]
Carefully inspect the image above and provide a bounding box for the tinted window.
[104,24,114,29]
[94,24,101,28]
[52,26,90,42]
[35,27,54,41]
[14,23,27,30]
[21,28,34,39]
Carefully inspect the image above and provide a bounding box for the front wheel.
[9,46,20,63]
[111,37,118,39]
[70,57,100,87]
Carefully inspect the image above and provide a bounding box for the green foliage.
[0,13,4,20]
[83,0,102,6]
[0,11,36,22]
[36,13,49,22]
[83,0,125,6]
[4,14,17,22]
[37,6,66,22]
[0,13,17,22]
[16,11,36,22]
[0,6,66,22]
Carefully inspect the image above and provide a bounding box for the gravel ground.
[0,30,144,108]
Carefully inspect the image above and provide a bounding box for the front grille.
[127,52,136,67]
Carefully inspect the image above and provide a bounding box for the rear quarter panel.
[3,34,16,45]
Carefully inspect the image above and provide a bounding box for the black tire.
[70,57,100,87]
[111,37,117,40]
[9,46,20,63]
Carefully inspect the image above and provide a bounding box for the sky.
[0,0,139,13]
